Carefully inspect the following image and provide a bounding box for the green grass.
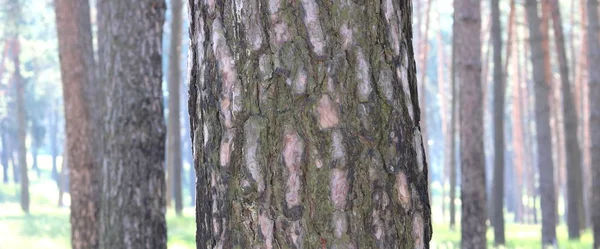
[0,155,595,248]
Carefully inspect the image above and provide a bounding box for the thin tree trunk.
[449,18,458,230]
[419,0,433,202]
[455,0,486,248]
[167,0,183,216]
[58,144,68,207]
[437,15,447,221]
[50,100,59,182]
[549,0,584,239]
[13,38,29,214]
[54,0,101,247]
[586,0,600,247]
[491,0,505,244]
[97,1,167,248]
[525,0,557,245]
[188,1,432,248]
[580,0,593,229]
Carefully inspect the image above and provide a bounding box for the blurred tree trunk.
[525,0,557,245]
[549,0,584,239]
[54,0,101,248]
[188,1,432,248]
[455,0,486,248]
[579,0,593,229]
[50,99,59,182]
[97,0,167,248]
[437,16,447,221]
[419,0,433,202]
[449,18,458,230]
[491,0,505,244]
[58,144,68,207]
[586,0,600,247]
[12,35,29,215]
[167,0,183,216]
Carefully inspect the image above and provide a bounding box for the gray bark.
[549,0,584,239]
[54,0,100,248]
[188,0,432,248]
[525,0,557,245]
[586,0,600,247]
[455,0,487,247]
[167,0,184,215]
[491,0,505,244]
[97,0,167,248]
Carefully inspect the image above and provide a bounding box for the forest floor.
[0,156,594,248]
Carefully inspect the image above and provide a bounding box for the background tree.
[166,0,183,215]
[97,0,167,248]
[455,0,487,247]
[54,0,100,248]
[188,0,432,248]
[586,0,600,247]
[491,0,505,244]
[525,0,557,245]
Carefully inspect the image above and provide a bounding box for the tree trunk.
[419,0,433,202]
[549,0,584,239]
[437,16,447,221]
[58,144,69,207]
[188,1,432,248]
[54,0,101,247]
[13,37,29,214]
[525,0,557,245]
[50,100,59,182]
[455,0,486,248]
[1,129,8,184]
[580,0,593,230]
[97,1,167,248]
[167,0,183,216]
[449,21,458,230]
[491,0,505,244]
[586,0,600,247]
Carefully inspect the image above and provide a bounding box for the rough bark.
[54,0,100,248]
[586,0,600,247]
[455,0,486,247]
[167,0,184,215]
[491,0,505,244]
[549,0,584,239]
[97,1,167,248]
[188,0,432,248]
[525,0,557,245]
[449,22,457,230]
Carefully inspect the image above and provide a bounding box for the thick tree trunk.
[525,0,557,245]
[54,0,101,248]
[449,23,458,230]
[491,0,505,244]
[188,1,432,248]
[455,0,486,248]
[586,0,600,247]
[167,0,184,216]
[97,1,167,248]
[549,0,584,239]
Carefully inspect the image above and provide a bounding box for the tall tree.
[525,0,557,245]
[418,0,433,201]
[449,20,458,230]
[455,0,486,247]
[586,0,600,247]
[188,1,432,248]
[491,0,505,244]
[54,0,100,247]
[167,0,184,215]
[549,0,584,239]
[97,0,167,248]
[7,0,29,213]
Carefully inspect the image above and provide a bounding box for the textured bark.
[188,0,432,248]
[586,0,600,247]
[455,0,486,248]
[525,0,557,245]
[549,0,584,239]
[167,0,184,215]
[449,24,457,230]
[491,0,505,244]
[54,0,100,248]
[97,1,167,248]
